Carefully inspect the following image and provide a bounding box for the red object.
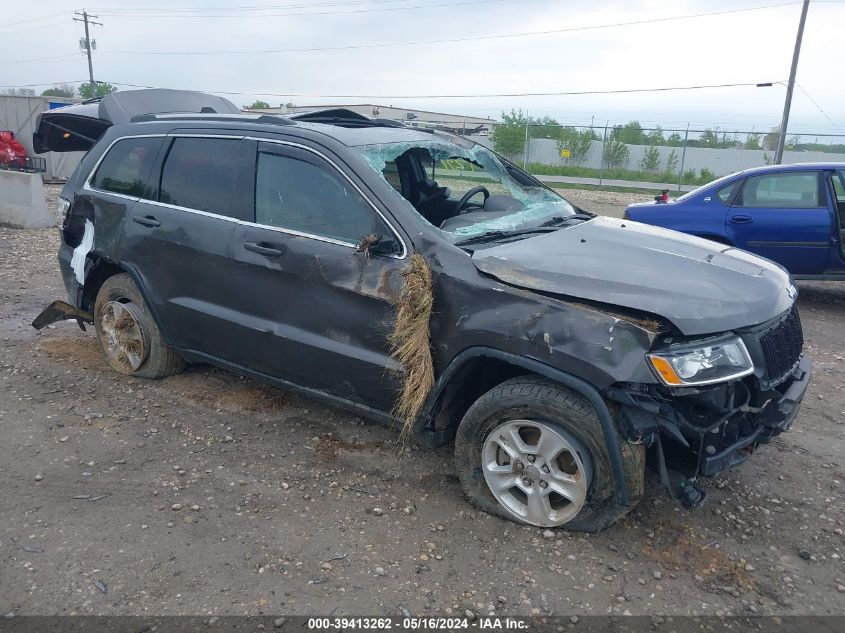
[0,131,28,169]
[660,189,669,203]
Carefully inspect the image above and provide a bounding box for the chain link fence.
[463,122,845,192]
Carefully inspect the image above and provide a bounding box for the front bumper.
[699,354,810,475]
[613,354,811,480]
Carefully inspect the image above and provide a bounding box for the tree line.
[40,82,118,100]
[490,109,843,167]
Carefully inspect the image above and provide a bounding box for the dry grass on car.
[389,252,435,442]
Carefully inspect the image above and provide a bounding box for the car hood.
[471,216,795,336]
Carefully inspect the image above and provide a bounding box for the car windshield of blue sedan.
[357,140,577,241]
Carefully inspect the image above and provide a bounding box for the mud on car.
[33,90,811,530]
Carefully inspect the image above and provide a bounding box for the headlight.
[647,336,753,386]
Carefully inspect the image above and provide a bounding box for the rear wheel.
[94,273,185,379]
[454,376,644,531]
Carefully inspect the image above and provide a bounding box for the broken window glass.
[357,140,575,240]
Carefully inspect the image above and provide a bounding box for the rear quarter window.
[90,137,162,197]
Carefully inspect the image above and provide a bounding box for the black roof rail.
[130,112,295,126]
[289,108,424,130]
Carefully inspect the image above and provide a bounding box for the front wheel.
[454,376,644,531]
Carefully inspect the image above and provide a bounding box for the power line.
[92,0,433,12]
[0,10,73,28]
[3,79,843,136]
[1,53,82,65]
[101,1,804,56]
[0,19,75,36]
[95,0,510,19]
[107,80,779,100]
[794,82,843,132]
[0,81,89,88]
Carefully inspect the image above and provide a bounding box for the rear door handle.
[133,215,161,228]
[243,241,284,257]
[729,214,753,224]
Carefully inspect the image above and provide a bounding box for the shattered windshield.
[357,139,577,241]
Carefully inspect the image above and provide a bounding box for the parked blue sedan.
[624,163,845,280]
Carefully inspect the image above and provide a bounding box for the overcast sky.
[3,0,843,135]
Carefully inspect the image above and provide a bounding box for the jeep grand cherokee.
[32,90,810,530]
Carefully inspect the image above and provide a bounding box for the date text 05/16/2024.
[306,617,529,630]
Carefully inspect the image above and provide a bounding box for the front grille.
[759,306,803,384]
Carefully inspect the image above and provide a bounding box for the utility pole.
[775,0,809,164]
[73,10,102,98]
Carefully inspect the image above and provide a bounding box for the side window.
[90,137,161,197]
[737,172,821,208]
[159,137,240,216]
[255,151,385,245]
[717,180,740,203]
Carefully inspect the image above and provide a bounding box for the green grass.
[546,182,679,197]
[524,163,715,186]
[435,171,680,197]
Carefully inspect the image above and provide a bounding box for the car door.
[229,140,407,412]
[826,170,845,272]
[121,133,260,362]
[725,170,832,275]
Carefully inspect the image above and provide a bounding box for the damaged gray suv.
[33,90,810,530]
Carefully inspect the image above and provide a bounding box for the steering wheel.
[456,186,490,214]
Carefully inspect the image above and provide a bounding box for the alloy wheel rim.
[99,300,148,372]
[481,419,591,527]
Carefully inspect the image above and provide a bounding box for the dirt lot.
[0,187,843,617]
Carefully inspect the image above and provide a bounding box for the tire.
[93,273,185,379]
[454,376,644,532]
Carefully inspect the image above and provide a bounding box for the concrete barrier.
[0,170,55,229]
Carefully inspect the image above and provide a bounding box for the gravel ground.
[562,190,655,218]
[0,187,843,618]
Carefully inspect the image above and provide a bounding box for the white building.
[245,103,494,135]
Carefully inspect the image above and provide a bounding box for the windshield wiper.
[454,213,595,247]
[540,212,595,226]
[455,226,561,246]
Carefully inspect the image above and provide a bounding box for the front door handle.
[243,241,284,257]
[133,215,161,228]
[729,214,753,224]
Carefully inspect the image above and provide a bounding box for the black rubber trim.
[746,241,829,248]
[419,347,630,507]
[792,272,845,280]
